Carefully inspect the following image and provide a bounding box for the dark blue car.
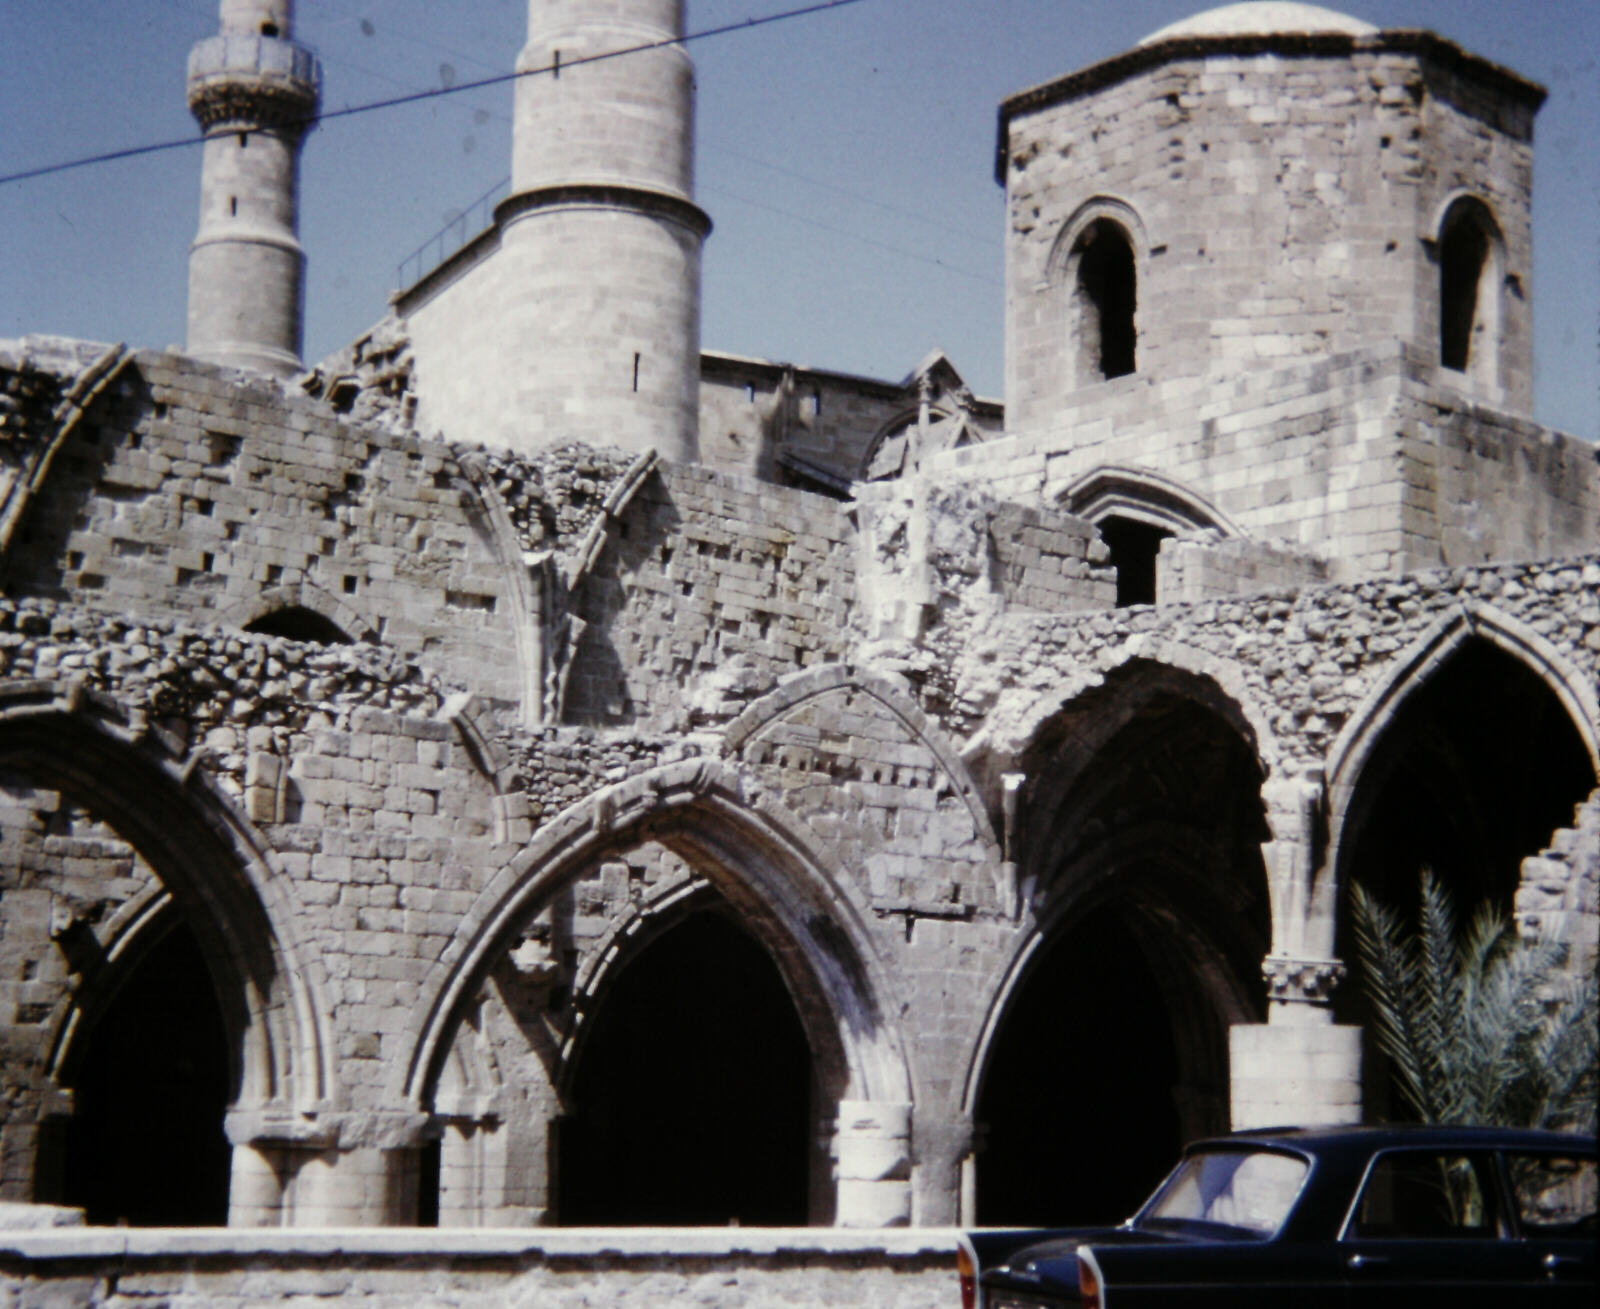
[960,1125,1596,1308]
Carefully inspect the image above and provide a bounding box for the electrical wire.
[0,0,867,188]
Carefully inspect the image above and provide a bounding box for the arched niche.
[0,686,328,1220]
[966,660,1271,1222]
[219,581,376,644]
[400,759,913,1226]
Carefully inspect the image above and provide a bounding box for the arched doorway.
[0,700,327,1223]
[1334,638,1596,1116]
[976,903,1182,1225]
[977,669,1271,1223]
[555,908,812,1225]
[58,920,233,1224]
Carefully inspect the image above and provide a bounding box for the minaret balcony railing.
[187,34,321,129]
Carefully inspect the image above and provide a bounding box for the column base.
[1229,1022,1362,1129]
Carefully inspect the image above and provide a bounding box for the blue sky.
[2,0,1595,437]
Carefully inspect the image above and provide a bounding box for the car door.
[1498,1149,1598,1306]
[1338,1148,1524,1309]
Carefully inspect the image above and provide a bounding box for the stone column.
[1230,958,1362,1129]
[833,1100,912,1227]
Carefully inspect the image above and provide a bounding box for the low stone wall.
[0,1227,961,1308]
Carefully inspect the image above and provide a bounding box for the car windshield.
[1135,1148,1309,1239]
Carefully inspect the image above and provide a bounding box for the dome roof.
[1139,2,1377,45]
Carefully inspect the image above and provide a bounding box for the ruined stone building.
[1,0,1596,1240]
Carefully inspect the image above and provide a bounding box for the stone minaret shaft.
[186,0,320,377]
[499,0,709,462]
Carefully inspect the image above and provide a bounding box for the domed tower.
[999,1,1545,437]
[495,0,710,462]
[185,0,321,377]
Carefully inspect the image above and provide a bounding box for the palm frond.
[1352,881,1436,1121]
[1352,873,1597,1132]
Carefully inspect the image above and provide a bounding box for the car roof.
[1188,1124,1598,1161]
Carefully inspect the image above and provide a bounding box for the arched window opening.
[243,605,354,645]
[1098,516,1173,607]
[1440,214,1489,372]
[1074,220,1137,381]
[1335,639,1596,1118]
[556,910,811,1225]
[59,922,233,1225]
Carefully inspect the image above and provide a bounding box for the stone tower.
[999,0,1545,438]
[185,0,321,377]
[497,0,710,462]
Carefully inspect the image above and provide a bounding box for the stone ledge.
[0,1226,964,1263]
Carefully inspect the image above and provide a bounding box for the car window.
[1505,1154,1597,1237]
[1350,1152,1495,1239]
[1139,1149,1308,1237]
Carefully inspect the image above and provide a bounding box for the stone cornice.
[995,29,1547,183]
[494,183,713,239]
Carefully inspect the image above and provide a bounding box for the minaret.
[185,0,321,377]
[496,0,710,462]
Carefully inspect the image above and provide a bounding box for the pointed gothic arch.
[398,757,914,1223]
[1321,603,1597,1119]
[964,658,1272,1224]
[0,681,330,1220]
[1321,601,1600,939]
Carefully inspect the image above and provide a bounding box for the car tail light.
[957,1240,977,1309]
[1078,1245,1105,1309]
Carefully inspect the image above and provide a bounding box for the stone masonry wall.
[1002,38,1537,433]
[927,344,1600,579]
[564,464,857,727]
[1,351,527,711]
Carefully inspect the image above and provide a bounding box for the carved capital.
[1262,955,1346,1005]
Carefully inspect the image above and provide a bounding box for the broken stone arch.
[1001,641,1286,816]
[961,827,1265,1224]
[0,682,331,1211]
[961,850,1264,1112]
[399,756,915,1224]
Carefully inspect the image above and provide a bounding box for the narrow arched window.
[1073,220,1137,381]
[1436,198,1502,385]
[1440,216,1487,371]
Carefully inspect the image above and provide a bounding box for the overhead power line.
[0,0,867,188]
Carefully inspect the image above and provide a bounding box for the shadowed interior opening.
[1099,515,1173,607]
[59,922,233,1225]
[242,605,354,644]
[556,909,811,1225]
[975,903,1182,1225]
[1335,639,1596,1117]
